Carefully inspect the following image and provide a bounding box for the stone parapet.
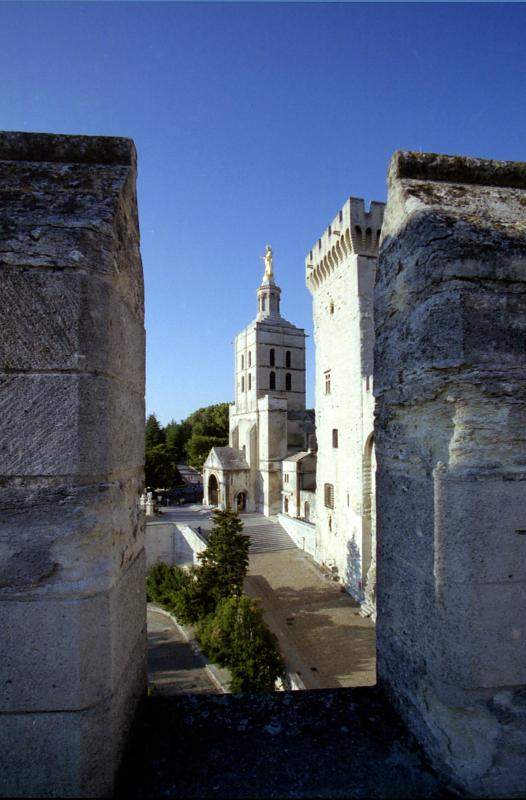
[0,131,146,797]
[306,197,385,291]
[375,150,526,797]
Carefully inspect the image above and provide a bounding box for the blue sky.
[1,1,525,423]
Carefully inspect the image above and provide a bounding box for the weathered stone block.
[0,131,145,797]
[376,151,526,797]
[0,373,143,476]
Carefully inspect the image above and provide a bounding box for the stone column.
[0,132,146,797]
[375,151,526,797]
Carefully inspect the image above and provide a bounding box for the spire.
[256,244,281,321]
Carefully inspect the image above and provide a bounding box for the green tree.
[185,403,230,439]
[198,595,285,692]
[186,433,226,471]
[145,413,165,449]
[197,510,250,602]
[145,444,181,489]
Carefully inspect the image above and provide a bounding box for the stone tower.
[204,247,313,515]
[306,198,384,601]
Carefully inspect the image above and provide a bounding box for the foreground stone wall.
[0,132,146,797]
[375,151,526,797]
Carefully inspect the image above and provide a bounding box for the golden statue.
[260,244,274,281]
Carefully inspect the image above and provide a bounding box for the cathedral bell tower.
[256,244,282,321]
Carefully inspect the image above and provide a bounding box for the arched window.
[284,497,289,514]
[285,373,292,391]
[285,351,291,368]
[269,371,276,390]
[241,376,245,392]
[262,296,266,311]
[269,348,275,366]
[365,227,372,249]
[332,429,338,448]
[248,351,252,367]
[241,354,244,369]
[248,373,252,391]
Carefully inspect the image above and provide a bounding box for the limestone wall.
[375,150,526,797]
[0,132,146,797]
[146,522,207,567]
[309,250,377,598]
[277,513,316,557]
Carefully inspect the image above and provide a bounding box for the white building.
[203,247,315,515]
[306,197,384,611]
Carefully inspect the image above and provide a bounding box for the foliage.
[145,444,182,490]
[164,419,191,463]
[197,510,250,602]
[146,562,188,606]
[185,403,230,439]
[145,511,284,691]
[145,403,229,472]
[145,413,165,449]
[197,596,286,692]
[186,433,226,471]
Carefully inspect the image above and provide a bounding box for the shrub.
[146,562,188,606]
[197,595,286,693]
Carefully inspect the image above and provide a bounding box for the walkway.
[155,506,376,689]
[147,607,219,695]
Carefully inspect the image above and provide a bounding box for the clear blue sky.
[1,2,525,423]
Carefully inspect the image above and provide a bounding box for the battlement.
[306,197,385,292]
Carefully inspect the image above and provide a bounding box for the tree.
[145,413,165,449]
[186,433,226,471]
[145,444,181,489]
[197,595,285,692]
[164,419,189,463]
[197,510,250,602]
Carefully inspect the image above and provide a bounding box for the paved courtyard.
[153,505,376,690]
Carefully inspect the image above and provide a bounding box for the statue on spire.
[261,244,274,281]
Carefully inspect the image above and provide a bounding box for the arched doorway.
[236,491,247,512]
[208,474,219,506]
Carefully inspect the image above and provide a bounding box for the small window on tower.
[241,376,245,393]
[329,301,334,315]
[286,351,291,368]
[332,429,338,448]
[324,370,331,395]
[248,351,252,367]
[248,374,252,391]
[269,371,276,390]
[324,483,334,509]
[285,373,292,391]
[241,354,244,370]
[270,348,275,366]
[262,296,266,311]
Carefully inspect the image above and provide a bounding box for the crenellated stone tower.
[306,197,384,604]
[203,247,313,515]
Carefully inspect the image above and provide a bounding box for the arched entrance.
[208,474,219,506]
[236,491,247,512]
